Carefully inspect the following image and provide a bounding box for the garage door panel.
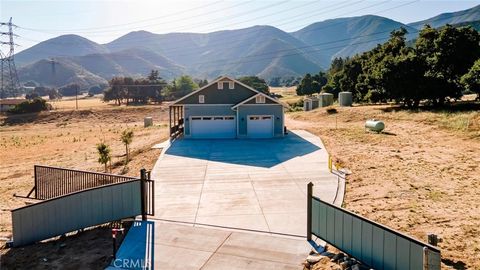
[191,116,236,139]
[247,115,273,138]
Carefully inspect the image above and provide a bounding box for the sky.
[1,0,479,52]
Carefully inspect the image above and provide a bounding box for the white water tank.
[338,92,353,106]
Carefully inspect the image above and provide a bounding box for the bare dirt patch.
[287,104,480,269]
[0,102,169,239]
[1,224,117,269]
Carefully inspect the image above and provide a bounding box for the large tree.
[237,76,269,94]
[461,59,480,97]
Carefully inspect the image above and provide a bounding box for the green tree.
[461,59,480,97]
[120,129,134,164]
[148,70,160,81]
[9,98,49,114]
[176,75,199,92]
[96,142,111,172]
[418,25,480,104]
[237,76,269,93]
[59,83,81,96]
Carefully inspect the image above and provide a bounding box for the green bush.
[9,98,49,114]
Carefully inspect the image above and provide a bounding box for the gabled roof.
[231,93,287,109]
[170,76,285,107]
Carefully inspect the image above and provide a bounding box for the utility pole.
[75,84,78,110]
[0,17,20,99]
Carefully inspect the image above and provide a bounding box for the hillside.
[14,4,480,87]
[15,35,109,66]
[453,20,480,31]
[17,58,107,88]
[68,48,186,79]
[292,15,417,60]
[409,4,480,29]
[106,26,320,76]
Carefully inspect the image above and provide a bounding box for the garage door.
[190,116,236,139]
[247,115,273,138]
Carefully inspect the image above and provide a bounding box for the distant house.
[169,76,286,139]
[0,99,24,112]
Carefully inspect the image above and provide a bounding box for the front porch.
[168,105,184,139]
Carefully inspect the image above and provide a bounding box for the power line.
[12,1,467,79]
[18,1,224,32]
[18,1,255,35]
[1,17,20,98]
[14,0,362,51]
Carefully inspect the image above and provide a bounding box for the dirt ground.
[286,103,480,269]
[0,98,169,268]
[1,94,479,269]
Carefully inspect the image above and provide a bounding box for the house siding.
[183,105,236,137]
[176,82,256,105]
[244,96,278,104]
[237,104,284,138]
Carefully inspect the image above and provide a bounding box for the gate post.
[34,165,38,199]
[140,169,147,221]
[307,182,313,241]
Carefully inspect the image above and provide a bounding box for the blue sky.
[1,0,479,52]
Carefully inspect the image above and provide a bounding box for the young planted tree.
[97,142,111,172]
[121,130,134,164]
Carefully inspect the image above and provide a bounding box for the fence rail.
[34,165,136,199]
[307,182,441,270]
[12,167,156,247]
[12,179,143,247]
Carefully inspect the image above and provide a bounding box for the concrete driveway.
[151,130,340,237]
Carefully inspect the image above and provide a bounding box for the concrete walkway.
[108,221,312,270]
[151,130,340,237]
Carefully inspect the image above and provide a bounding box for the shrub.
[9,98,49,114]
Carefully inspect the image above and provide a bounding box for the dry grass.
[287,104,480,269]
[270,86,302,104]
[48,95,108,111]
[0,100,169,239]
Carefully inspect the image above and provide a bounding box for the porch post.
[169,106,172,137]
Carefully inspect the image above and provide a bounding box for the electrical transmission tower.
[0,17,20,99]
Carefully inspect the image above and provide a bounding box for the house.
[0,99,24,112]
[169,76,286,139]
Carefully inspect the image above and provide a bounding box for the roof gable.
[172,76,261,105]
[231,93,287,109]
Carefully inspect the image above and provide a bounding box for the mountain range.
[15,4,480,88]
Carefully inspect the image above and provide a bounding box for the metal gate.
[307,182,441,270]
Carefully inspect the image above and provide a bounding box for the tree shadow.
[381,131,397,136]
[442,258,467,270]
[1,112,44,126]
[0,223,130,270]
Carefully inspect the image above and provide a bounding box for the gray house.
[169,76,286,139]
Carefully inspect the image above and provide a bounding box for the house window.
[217,82,224,89]
[199,95,205,103]
[228,81,234,89]
[255,95,266,104]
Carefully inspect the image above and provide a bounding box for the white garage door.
[247,115,274,138]
[190,116,236,139]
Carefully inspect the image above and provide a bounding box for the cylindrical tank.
[338,92,353,106]
[303,98,312,111]
[365,119,385,132]
[319,93,334,107]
